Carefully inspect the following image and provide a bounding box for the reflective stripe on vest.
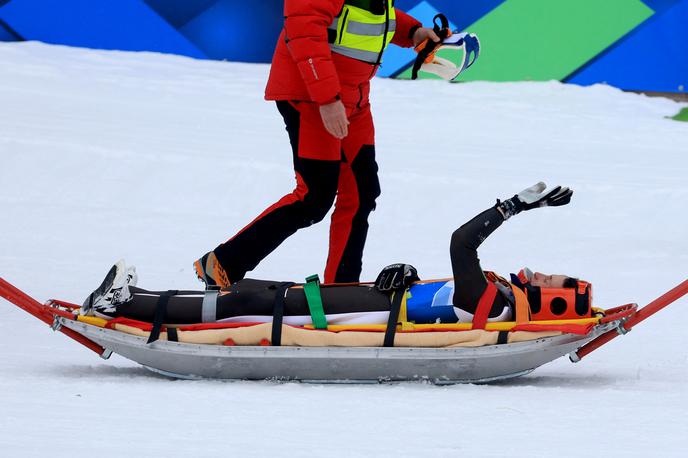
[328,1,397,64]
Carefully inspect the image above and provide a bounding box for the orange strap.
[414,30,453,64]
[471,282,497,330]
[509,283,530,324]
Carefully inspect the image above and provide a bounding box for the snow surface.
[1,42,687,457]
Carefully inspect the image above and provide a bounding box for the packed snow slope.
[1,42,687,457]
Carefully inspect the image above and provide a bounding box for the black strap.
[271,282,295,346]
[497,330,509,345]
[411,13,450,80]
[383,289,405,347]
[147,290,177,344]
[575,287,591,316]
[167,326,179,342]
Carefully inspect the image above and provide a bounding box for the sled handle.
[0,277,108,357]
[572,278,688,361]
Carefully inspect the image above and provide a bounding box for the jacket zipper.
[338,8,350,44]
[371,0,390,77]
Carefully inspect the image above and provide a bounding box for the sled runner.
[1,277,686,384]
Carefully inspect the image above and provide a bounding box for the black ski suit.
[112,205,511,323]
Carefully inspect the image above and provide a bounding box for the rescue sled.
[1,277,686,384]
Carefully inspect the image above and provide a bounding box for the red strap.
[471,282,497,330]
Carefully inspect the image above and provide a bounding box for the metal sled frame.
[2,278,687,384]
[57,316,617,383]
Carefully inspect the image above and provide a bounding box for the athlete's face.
[530,272,568,288]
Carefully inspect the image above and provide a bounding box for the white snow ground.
[1,42,687,457]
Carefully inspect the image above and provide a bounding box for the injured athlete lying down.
[81,182,583,326]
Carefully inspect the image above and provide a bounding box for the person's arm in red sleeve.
[392,9,421,48]
[392,9,440,48]
[283,0,343,105]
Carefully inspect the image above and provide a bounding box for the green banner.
[672,107,688,122]
[399,0,653,82]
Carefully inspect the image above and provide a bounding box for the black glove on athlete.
[497,182,573,220]
[375,263,420,292]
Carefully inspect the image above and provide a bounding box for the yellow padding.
[398,291,409,323]
[400,321,415,331]
[307,316,601,333]
[77,315,109,327]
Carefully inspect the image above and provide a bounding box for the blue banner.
[0,0,685,93]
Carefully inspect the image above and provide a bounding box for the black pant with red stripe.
[214,100,380,284]
[117,206,510,325]
[450,207,510,316]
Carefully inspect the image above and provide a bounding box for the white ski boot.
[81,260,137,318]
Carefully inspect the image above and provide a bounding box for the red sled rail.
[1,276,687,361]
[572,278,688,361]
[0,277,108,357]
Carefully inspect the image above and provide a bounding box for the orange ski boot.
[193,251,231,289]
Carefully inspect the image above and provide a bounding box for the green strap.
[304,274,328,329]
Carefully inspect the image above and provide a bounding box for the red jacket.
[265,0,421,106]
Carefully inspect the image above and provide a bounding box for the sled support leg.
[572,279,688,361]
[0,277,108,357]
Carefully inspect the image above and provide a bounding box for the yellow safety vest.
[328,0,397,64]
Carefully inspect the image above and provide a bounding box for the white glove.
[498,182,573,219]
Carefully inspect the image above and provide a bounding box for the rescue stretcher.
[2,277,686,384]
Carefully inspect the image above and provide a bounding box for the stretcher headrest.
[511,269,593,320]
